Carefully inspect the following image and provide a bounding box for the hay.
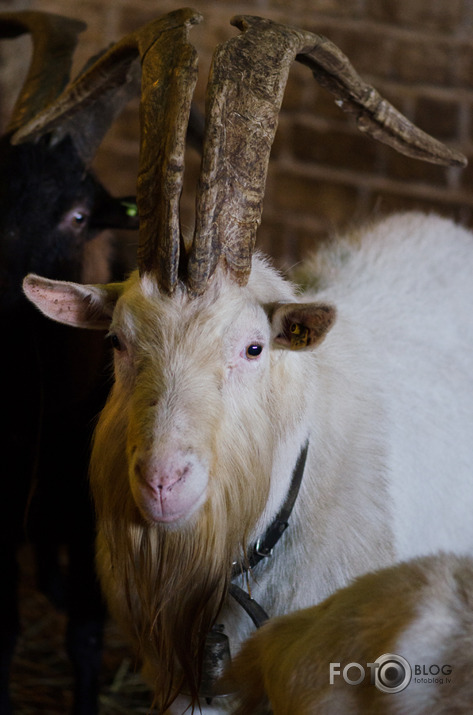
[10,545,156,714]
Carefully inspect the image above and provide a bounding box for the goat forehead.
[116,271,270,346]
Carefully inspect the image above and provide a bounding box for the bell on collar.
[199,624,233,700]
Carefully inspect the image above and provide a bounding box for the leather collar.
[198,441,310,700]
[229,440,309,626]
[232,439,309,578]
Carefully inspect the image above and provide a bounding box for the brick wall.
[1,0,473,269]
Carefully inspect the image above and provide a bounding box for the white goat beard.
[90,392,274,709]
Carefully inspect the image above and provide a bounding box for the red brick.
[267,168,360,223]
[415,95,460,140]
[369,191,464,220]
[391,39,455,85]
[380,143,451,185]
[366,0,464,32]
[257,216,330,268]
[305,84,356,124]
[330,28,396,80]
[455,44,473,89]
[458,153,473,190]
[291,122,380,174]
[1,0,470,274]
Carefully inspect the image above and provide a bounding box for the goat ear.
[22,274,122,329]
[271,302,336,350]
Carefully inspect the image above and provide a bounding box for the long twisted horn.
[186,15,466,296]
[10,18,142,165]
[136,10,201,290]
[0,11,86,135]
[11,8,201,293]
[11,10,202,168]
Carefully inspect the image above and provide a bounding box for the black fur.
[0,131,134,715]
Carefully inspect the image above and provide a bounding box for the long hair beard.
[91,399,274,712]
[123,515,233,711]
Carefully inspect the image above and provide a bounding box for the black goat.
[0,10,201,714]
[0,132,134,715]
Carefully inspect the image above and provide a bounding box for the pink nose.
[134,452,191,492]
[130,449,208,524]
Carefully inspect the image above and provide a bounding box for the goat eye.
[60,206,90,233]
[72,211,86,225]
[246,343,263,359]
[109,333,122,351]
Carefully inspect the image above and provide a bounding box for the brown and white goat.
[224,552,473,715]
[22,10,473,715]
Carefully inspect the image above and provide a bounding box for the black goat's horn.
[186,15,466,295]
[10,16,141,165]
[0,11,86,135]
[10,8,202,293]
[10,10,201,170]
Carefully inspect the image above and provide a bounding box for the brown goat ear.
[271,302,336,350]
[22,274,122,329]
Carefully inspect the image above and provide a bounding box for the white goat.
[23,211,473,712]
[20,10,473,715]
[224,552,473,714]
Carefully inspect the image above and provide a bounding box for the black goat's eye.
[60,206,90,233]
[246,343,263,359]
[72,211,86,225]
[109,333,122,351]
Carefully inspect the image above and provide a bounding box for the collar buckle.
[254,537,274,559]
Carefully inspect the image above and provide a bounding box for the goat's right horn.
[135,9,201,291]
[0,11,86,135]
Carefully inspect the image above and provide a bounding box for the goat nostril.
[134,455,192,489]
[175,464,190,482]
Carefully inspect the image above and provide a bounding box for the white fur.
[22,212,473,713]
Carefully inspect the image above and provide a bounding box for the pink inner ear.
[24,279,86,323]
[23,275,112,329]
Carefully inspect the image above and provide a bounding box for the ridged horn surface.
[136,9,201,293]
[11,18,143,163]
[187,15,466,296]
[188,17,308,295]
[0,11,85,135]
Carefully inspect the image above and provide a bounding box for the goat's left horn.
[0,11,86,135]
[187,15,466,296]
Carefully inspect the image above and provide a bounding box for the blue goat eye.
[246,344,263,359]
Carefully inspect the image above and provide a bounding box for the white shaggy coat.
[22,212,473,713]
